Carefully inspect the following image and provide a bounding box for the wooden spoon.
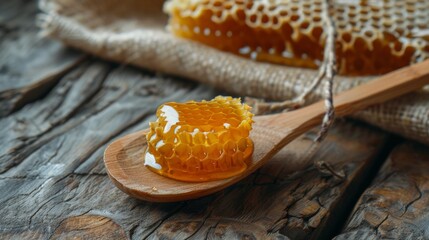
[104,60,429,202]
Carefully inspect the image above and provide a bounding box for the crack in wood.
[141,202,187,240]
[374,214,388,236]
[28,184,65,226]
[184,209,214,240]
[400,180,423,217]
[204,220,221,239]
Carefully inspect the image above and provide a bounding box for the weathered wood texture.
[0,0,84,117]
[0,52,392,239]
[0,5,392,236]
[335,142,429,240]
[3,1,426,240]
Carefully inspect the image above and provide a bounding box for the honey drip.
[145,96,254,182]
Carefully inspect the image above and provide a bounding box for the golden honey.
[164,0,429,76]
[145,96,254,182]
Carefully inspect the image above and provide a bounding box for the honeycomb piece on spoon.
[145,96,254,182]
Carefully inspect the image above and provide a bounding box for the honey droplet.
[144,96,254,182]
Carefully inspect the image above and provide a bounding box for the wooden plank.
[0,1,396,239]
[172,123,390,240]
[0,59,390,239]
[0,60,219,239]
[0,0,85,117]
[334,142,429,240]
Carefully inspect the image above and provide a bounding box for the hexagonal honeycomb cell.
[164,0,429,76]
[145,96,254,182]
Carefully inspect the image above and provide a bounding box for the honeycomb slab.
[164,0,429,76]
[145,96,254,182]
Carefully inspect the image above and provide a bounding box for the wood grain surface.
[2,1,429,240]
[0,0,85,117]
[334,142,429,240]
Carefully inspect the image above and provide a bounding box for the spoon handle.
[266,60,429,134]
[331,59,429,117]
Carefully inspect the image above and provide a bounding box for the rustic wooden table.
[2,1,429,239]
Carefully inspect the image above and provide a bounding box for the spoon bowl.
[104,60,429,202]
[104,118,292,202]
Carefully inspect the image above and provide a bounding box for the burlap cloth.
[38,0,429,145]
